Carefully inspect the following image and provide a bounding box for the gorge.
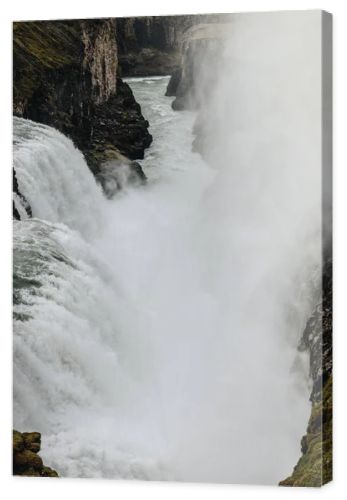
[13,13,332,486]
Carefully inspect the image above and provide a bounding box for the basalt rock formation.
[13,19,152,183]
[13,430,58,477]
[279,258,333,487]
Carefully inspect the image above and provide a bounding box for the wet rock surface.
[13,430,58,477]
[165,68,182,97]
[96,149,146,198]
[13,169,32,220]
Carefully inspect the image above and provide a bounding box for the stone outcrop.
[13,19,152,179]
[165,68,182,97]
[280,258,333,487]
[13,430,58,477]
[96,150,146,198]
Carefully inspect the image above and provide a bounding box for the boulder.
[13,430,59,477]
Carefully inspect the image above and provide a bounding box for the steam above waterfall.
[13,12,323,485]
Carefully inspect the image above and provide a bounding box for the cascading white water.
[13,12,322,484]
[13,117,106,238]
[13,88,218,480]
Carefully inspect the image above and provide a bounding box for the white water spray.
[13,11,322,484]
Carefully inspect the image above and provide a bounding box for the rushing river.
[13,76,315,483]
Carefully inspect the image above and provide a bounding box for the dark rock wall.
[13,19,152,176]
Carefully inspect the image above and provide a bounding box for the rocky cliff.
[116,15,228,78]
[13,430,58,477]
[280,258,333,487]
[13,19,152,180]
[12,15,230,208]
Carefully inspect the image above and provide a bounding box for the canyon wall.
[116,14,227,77]
[12,15,229,190]
[13,19,152,176]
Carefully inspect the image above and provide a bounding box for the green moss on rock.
[279,259,332,487]
[279,375,332,487]
[13,21,81,112]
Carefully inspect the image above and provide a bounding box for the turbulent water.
[14,73,319,483]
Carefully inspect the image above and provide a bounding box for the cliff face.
[13,19,152,176]
[81,20,118,105]
[116,15,227,77]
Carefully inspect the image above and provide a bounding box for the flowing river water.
[13,76,315,483]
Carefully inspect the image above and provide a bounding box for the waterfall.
[14,51,320,483]
[13,117,105,238]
